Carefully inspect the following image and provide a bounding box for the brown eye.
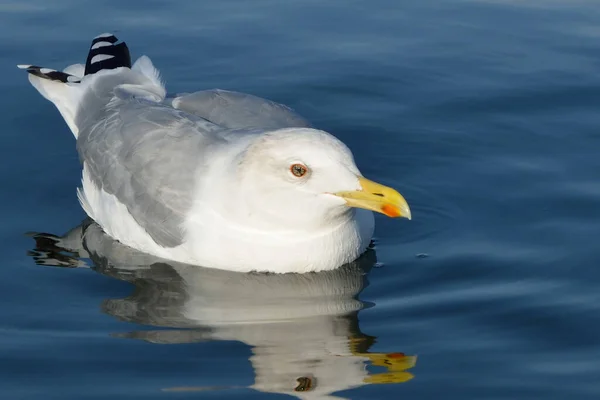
[290,163,308,177]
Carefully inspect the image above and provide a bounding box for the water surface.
[2,0,600,399]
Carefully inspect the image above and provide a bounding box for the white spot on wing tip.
[17,64,31,69]
[40,68,55,74]
[91,54,115,64]
[94,32,114,39]
[91,41,113,50]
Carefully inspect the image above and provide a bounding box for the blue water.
[2,0,600,398]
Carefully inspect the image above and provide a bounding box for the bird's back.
[19,32,322,266]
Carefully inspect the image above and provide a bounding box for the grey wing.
[170,89,312,130]
[77,98,225,247]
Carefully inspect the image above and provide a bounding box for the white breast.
[78,163,375,273]
[182,204,375,273]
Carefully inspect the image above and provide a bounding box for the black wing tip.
[17,64,81,83]
[84,33,132,76]
[19,32,133,81]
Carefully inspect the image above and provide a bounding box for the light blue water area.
[2,0,600,398]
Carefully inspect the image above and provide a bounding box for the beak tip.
[394,203,411,220]
[338,176,412,220]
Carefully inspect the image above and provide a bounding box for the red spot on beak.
[381,204,401,217]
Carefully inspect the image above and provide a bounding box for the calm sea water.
[2,0,600,399]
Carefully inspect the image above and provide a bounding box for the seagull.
[19,33,411,273]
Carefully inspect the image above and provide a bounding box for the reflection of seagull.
[19,33,411,273]
[29,222,417,399]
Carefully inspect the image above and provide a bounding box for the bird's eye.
[290,163,308,178]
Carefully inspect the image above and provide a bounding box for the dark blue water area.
[2,0,600,399]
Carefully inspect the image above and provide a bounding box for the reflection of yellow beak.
[334,177,412,219]
[363,352,418,385]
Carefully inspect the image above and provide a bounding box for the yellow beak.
[334,177,412,219]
